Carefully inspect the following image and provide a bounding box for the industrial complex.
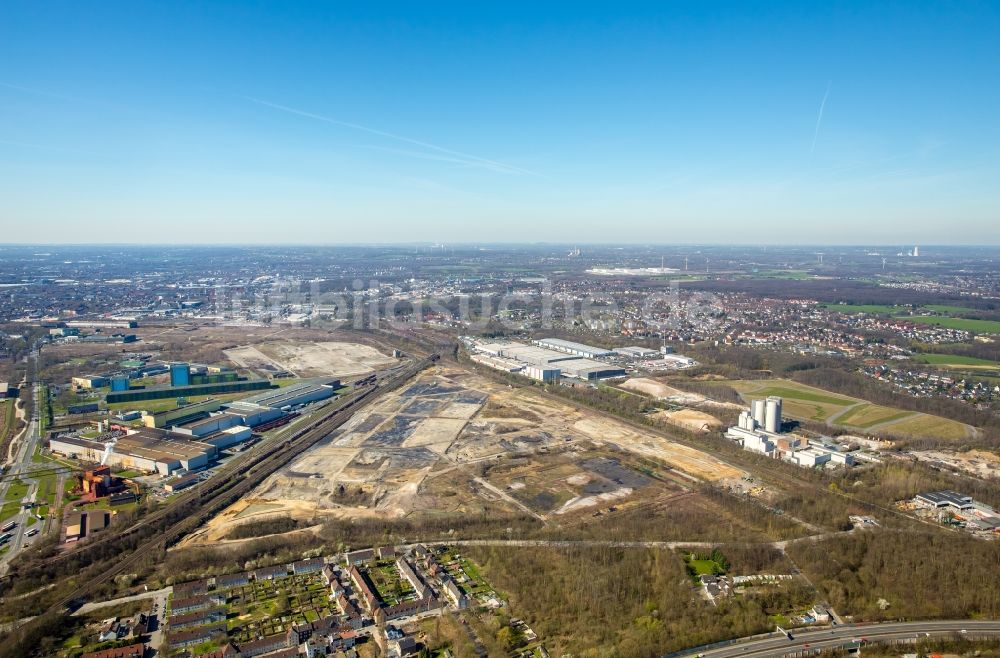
[725,397,858,468]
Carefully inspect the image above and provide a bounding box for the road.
[0,346,45,576]
[679,620,1000,658]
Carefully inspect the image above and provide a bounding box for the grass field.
[729,379,971,439]
[0,399,16,444]
[880,414,971,440]
[833,404,914,429]
[902,316,1000,334]
[914,353,1000,367]
[823,304,901,314]
[922,304,982,314]
[730,380,855,422]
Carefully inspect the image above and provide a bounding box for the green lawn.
[901,316,1000,334]
[1,501,21,523]
[749,386,853,406]
[688,559,718,575]
[915,353,1000,366]
[4,479,29,503]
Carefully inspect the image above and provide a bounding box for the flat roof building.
[236,380,339,409]
[49,427,216,476]
[915,490,974,510]
[555,358,627,381]
[534,338,615,358]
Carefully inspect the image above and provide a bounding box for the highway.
[0,346,48,576]
[679,620,1000,658]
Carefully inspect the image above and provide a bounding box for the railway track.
[12,354,435,616]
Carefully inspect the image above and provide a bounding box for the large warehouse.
[235,379,340,410]
[533,338,615,359]
[556,359,627,381]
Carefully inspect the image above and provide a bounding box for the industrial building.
[533,338,615,358]
[49,427,218,475]
[72,375,110,389]
[235,379,340,410]
[614,346,660,359]
[105,378,271,404]
[555,358,626,381]
[170,362,192,387]
[219,400,284,428]
[170,415,252,449]
[727,396,857,468]
[469,339,623,382]
[914,490,974,511]
[142,398,224,428]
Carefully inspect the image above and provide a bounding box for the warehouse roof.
[237,379,338,408]
[535,337,614,356]
[916,490,973,507]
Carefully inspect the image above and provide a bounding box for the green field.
[915,353,1000,366]
[922,304,982,314]
[729,378,972,439]
[902,316,1000,334]
[823,304,901,314]
[739,384,853,406]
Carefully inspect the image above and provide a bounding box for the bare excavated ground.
[225,339,396,378]
[185,366,746,545]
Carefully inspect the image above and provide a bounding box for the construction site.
[188,365,746,544]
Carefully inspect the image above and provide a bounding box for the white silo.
[751,399,766,428]
[764,396,782,433]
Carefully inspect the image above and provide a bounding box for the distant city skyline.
[2,1,999,244]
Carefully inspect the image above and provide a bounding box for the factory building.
[235,379,340,410]
[220,401,284,428]
[170,414,252,449]
[0,382,10,399]
[142,399,224,428]
[49,427,217,475]
[73,375,110,390]
[65,319,138,330]
[533,338,614,359]
[105,379,271,404]
[111,377,130,392]
[792,448,831,468]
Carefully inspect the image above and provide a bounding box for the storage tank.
[765,396,782,433]
[751,399,766,428]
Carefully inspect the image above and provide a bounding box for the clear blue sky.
[2,1,998,244]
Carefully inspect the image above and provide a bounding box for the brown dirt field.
[618,378,706,403]
[190,365,744,544]
[655,408,723,432]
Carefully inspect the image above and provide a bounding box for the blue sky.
[2,1,998,244]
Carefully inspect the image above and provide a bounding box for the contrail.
[810,81,832,155]
[246,96,539,176]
